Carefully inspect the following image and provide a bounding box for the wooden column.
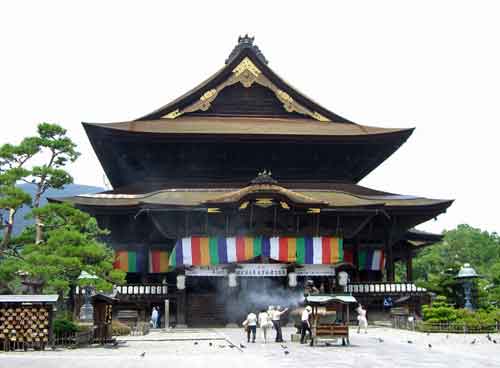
[385,231,395,282]
[353,237,360,282]
[406,244,413,282]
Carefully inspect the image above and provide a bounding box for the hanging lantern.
[288,272,297,287]
[177,275,186,290]
[228,272,238,287]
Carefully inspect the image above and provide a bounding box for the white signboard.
[236,264,287,277]
[185,266,227,277]
[185,264,287,277]
[295,265,336,276]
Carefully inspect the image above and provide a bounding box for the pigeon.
[239,343,246,349]
[209,342,213,347]
[426,333,430,336]
[280,344,288,349]
[284,350,290,355]
[112,340,119,347]
[325,342,332,347]
[229,344,235,349]
[194,341,198,345]
[428,344,432,349]
[140,352,146,357]
[493,340,497,344]
[50,345,57,351]
[377,338,384,343]
[446,335,449,339]
[407,340,413,344]
[218,344,226,348]
[471,339,477,345]
[487,334,492,342]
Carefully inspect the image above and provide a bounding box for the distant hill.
[12,183,104,235]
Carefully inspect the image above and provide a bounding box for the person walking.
[270,305,288,343]
[356,304,368,334]
[150,306,159,328]
[243,311,257,343]
[258,309,272,343]
[300,305,313,345]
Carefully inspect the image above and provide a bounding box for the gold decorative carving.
[312,112,330,122]
[161,56,331,122]
[164,109,181,119]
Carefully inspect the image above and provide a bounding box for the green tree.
[1,203,125,297]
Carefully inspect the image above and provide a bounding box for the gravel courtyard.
[1,327,499,368]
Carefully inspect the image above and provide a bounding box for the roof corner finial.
[225,35,268,65]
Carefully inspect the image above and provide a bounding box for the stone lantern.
[78,271,98,322]
[455,263,480,311]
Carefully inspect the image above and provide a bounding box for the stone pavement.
[1,327,499,368]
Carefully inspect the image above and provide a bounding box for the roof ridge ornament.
[251,170,278,185]
[225,34,268,65]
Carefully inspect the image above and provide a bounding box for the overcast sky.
[1,1,498,234]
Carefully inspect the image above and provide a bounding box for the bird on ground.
[209,342,213,347]
[471,339,477,345]
[325,342,332,347]
[50,345,57,351]
[239,343,246,349]
[140,352,146,357]
[426,333,430,336]
[218,344,226,348]
[493,340,497,344]
[284,350,290,355]
[229,344,235,349]
[377,338,384,343]
[487,334,492,342]
[194,341,198,345]
[428,344,432,349]
[112,340,119,347]
[446,335,449,339]
[407,340,413,344]
[280,344,288,349]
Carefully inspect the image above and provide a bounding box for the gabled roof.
[136,36,352,123]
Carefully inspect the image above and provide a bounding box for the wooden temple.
[56,36,453,327]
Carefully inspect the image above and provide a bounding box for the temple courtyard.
[1,327,498,368]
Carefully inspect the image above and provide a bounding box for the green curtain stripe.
[253,237,262,257]
[209,237,219,265]
[296,237,305,264]
[358,249,367,271]
[338,238,344,261]
[170,248,176,267]
[128,251,137,272]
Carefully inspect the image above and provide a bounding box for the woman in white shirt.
[356,304,368,334]
[243,311,258,343]
[258,309,272,343]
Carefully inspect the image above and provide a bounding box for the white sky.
[1,1,499,234]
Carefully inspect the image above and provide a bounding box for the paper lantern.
[228,272,238,287]
[288,272,297,287]
[176,275,186,290]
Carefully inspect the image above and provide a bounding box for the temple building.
[56,36,453,327]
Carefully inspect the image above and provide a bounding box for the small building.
[55,36,453,326]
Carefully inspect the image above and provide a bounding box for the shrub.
[111,320,131,336]
[53,319,79,336]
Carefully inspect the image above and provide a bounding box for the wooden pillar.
[406,244,413,282]
[353,237,360,282]
[385,231,395,282]
[176,290,187,328]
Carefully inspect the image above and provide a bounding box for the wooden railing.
[75,284,168,297]
[344,282,427,295]
[114,284,168,296]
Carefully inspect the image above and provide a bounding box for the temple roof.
[52,183,452,211]
[135,36,352,123]
[85,117,411,138]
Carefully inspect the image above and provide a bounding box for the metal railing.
[344,282,427,295]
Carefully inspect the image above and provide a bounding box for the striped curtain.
[149,250,170,273]
[169,236,343,267]
[113,250,143,273]
[358,249,385,271]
